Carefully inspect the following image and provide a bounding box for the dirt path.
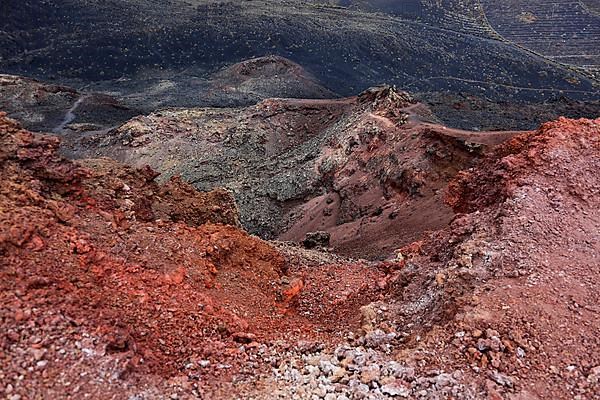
[52,94,89,133]
[370,107,532,145]
[419,122,530,145]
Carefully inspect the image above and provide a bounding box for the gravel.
[261,333,479,400]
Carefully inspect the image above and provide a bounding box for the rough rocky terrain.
[79,55,339,113]
[1,107,599,399]
[1,2,600,398]
[0,112,387,398]
[67,86,531,259]
[236,116,600,400]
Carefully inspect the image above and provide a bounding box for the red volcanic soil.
[247,116,599,399]
[279,90,531,259]
[0,113,387,397]
[1,108,599,399]
[391,117,600,400]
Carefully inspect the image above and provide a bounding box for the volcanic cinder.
[1,1,600,399]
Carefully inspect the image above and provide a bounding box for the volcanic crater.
[1,1,600,399]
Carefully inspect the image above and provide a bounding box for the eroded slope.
[0,112,388,398]
[248,117,600,400]
[1,110,599,399]
[69,87,529,259]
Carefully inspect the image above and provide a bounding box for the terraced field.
[481,0,600,69]
[337,0,600,71]
[582,0,600,13]
[315,0,498,37]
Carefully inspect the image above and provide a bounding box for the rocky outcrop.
[0,112,387,398]
[250,117,600,399]
[0,111,269,383]
[447,117,600,212]
[69,86,524,259]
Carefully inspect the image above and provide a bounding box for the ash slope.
[0,56,336,133]
[315,0,600,70]
[1,0,598,104]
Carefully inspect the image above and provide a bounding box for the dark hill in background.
[316,0,600,71]
[1,0,599,130]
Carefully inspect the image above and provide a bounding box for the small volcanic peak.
[208,55,338,104]
[217,55,313,82]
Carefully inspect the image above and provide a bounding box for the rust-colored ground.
[0,113,387,397]
[1,111,599,399]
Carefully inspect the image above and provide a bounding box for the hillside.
[1,110,598,399]
[64,86,530,258]
[0,55,336,133]
[1,0,598,104]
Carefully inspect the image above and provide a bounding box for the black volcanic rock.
[303,231,331,249]
[0,55,337,133]
[1,0,598,104]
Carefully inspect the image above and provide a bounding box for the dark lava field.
[1,0,599,129]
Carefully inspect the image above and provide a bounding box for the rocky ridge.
[245,116,600,399]
[68,86,530,259]
[1,108,598,398]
